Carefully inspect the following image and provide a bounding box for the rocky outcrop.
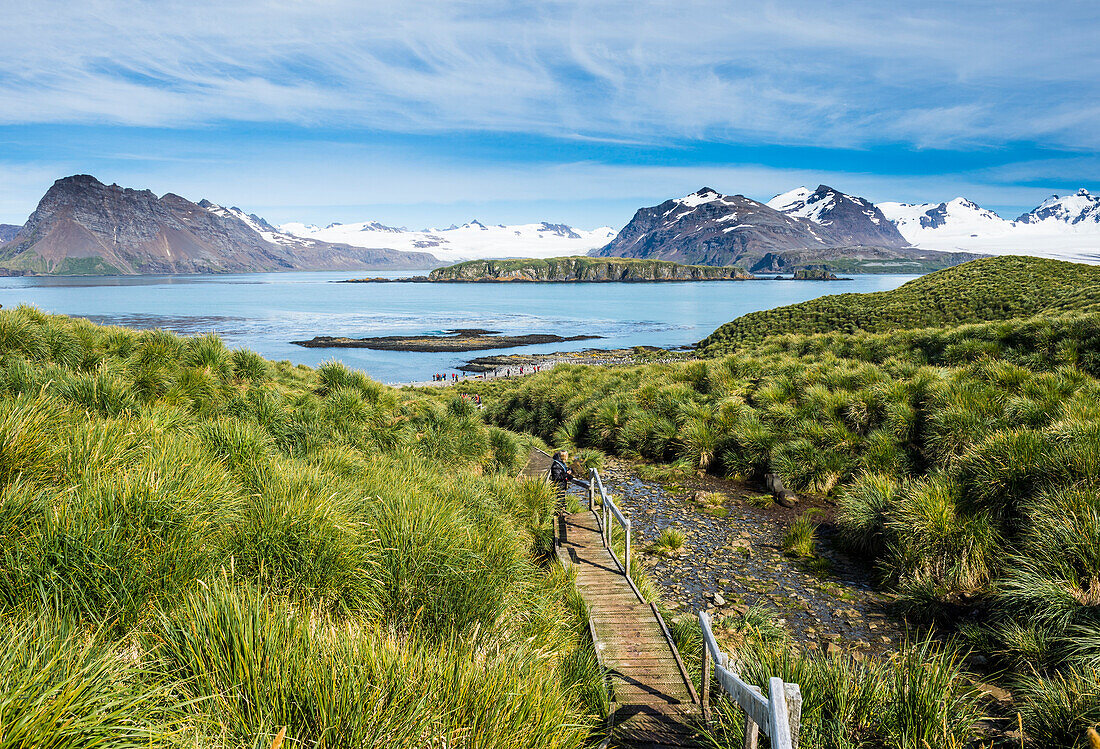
[0,175,439,275]
[291,329,600,352]
[793,267,840,280]
[426,256,754,282]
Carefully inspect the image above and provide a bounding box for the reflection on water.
[0,271,919,383]
[82,314,251,334]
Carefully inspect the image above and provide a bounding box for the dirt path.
[597,457,906,658]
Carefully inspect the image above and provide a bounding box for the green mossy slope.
[699,256,1100,353]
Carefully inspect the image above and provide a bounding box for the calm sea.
[0,271,918,384]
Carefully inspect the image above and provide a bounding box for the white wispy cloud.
[2,0,1098,149]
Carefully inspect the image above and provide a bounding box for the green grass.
[647,526,687,557]
[466,260,1100,743]
[0,305,602,748]
[781,509,822,558]
[696,608,981,749]
[699,256,1100,353]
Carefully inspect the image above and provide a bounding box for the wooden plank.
[701,639,711,723]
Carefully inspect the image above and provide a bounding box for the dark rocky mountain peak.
[0,174,439,275]
[591,185,939,272]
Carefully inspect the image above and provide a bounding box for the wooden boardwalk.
[556,510,701,748]
[520,448,553,479]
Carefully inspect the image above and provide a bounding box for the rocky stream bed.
[590,457,906,658]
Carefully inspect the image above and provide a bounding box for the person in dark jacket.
[550,450,572,494]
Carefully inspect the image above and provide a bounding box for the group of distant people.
[429,364,545,384]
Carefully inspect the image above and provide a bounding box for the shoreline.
[392,346,687,387]
[291,329,601,353]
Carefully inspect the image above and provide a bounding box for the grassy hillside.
[700,256,1100,353]
[0,306,603,748]
[477,309,1100,746]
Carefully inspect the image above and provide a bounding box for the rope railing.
[699,610,801,749]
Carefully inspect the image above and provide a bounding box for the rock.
[973,682,1012,705]
[712,593,727,606]
[826,642,842,656]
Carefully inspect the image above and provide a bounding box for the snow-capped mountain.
[280,218,617,263]
[877,197,1014,245]
[589,187,948,272]
[1016,189,1100,226]
[766,185,907,247]
[878,189,1100,263]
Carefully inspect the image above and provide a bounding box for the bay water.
[0,271,918,384]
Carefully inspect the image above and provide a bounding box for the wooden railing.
[574,467,631,578]
[699,610,801,749]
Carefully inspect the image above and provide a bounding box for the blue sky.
[1,0,1098,229]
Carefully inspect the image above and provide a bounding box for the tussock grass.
[0,306,603,749]
[468,284,1100,743]
[781,509,821,558]
[648,526,687,557]
[0,615,174,748]
[706,623,981,749]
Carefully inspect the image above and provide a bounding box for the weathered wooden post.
[743,685,763,749]
[785,683,802,749]
[768,677,794,749]
[624,517,631,578]
[701,636,711,723]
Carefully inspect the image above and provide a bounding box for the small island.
[342,256,854,283]
[291,328,601,352]
[344,256,756,283]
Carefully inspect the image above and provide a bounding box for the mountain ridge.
[589,186,976,272]
[877,188,1100,262]
[0,175,440,275]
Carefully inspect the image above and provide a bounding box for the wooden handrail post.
[624,517,631,578]
[743,686,763,749]
[698,609,799,749]
[768,677,794,749]
[785,683,802,749]
[701,638,711,723]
